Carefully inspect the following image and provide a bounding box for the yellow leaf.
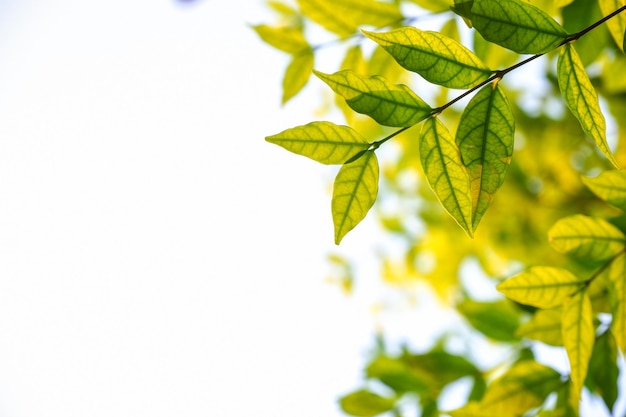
[282,50,314,104]
[603,252,626,351]
[516,307,563,346]
[598,0,626,52]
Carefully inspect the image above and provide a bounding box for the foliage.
[256,0,626,415]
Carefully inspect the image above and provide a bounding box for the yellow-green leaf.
[587,330,619,412]
[282,50,314,104]
[251,24,310,54]
[339,389,395,417]
[456,83,514,232]
[466,0,568,54]
[516,307,563,346]
[598,0,626,52]
[314,70,432,127]
[497,266,586,308]
[561,290,594,402]
[297,0,403,37]
[604,252,626,351]
[363,27,491,89]
[420,118,473,237]
[457,299,520,342]
[557,43,619,168]
[582,170,626,211]
[332,150,379,244]
[266,122,370,164]
[548,214,626,261]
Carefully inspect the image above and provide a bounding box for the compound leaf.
[466,0,568,54]
[516,307,563,346]
[548,214,626,261]
[297,0,402,37]
[266,122,370,165]
[314,70,432,127]
[420,117,473,236]
[282,50,314,104]
[582,170,626,211]
[456,82,514,232]
[497,266,586,308]
[561,290,594,402]
[363,27,491,89]
[557,43,619,168]
[339,389,395,417]
[332,150,379,244]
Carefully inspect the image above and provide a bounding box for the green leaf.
[404,349,479,392]
[604,252,626,351]
[420,117,473,237]
[366,355,429,393]
[282,51,314,104]
[363,27,491,89]
[548,214,626,261]
[516,307,563,346]
[587,330,619,412]
[332,150,379,244]
[314,70,432,127]
[561,290,594,402]
[598,0,626,52]
[456,83,514,232]
[266,122,370,164]
[457,299,520,342]
[297,0,403,37]
[557,43,619,168]
[582,170,626,211]
[497,266,586,308]
[467,0,568,54]
[339,389,395,417]
[251,24,309,54]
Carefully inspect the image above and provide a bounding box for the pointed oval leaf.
[516,307,563,346]
[587,330,619,412]
[363,27,491,89]
[252,24,310,54]
[558,43,619,168]
[497,266,586,308]
[582,170,626,211]
[339,389,395,417]
[469,0,568,54]
[603,252,626,351]
[297,0,403,37]
[599,0,626,52]
[420,118,473,236]
[561,290,594,401]
[282,51,314,104]
[457,299,520,342]
[456,83,515,232]
[314,70,433,127]
[266,122,370,165]
[548,214,626,261]
[332,151,379,244]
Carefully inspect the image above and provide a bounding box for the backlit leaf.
[297,0,403,37]
[604,252,626,351]
[466,0,568,54]
[282,50,314,104]
[587,330,619,412]
[366,356,429,393]
[457,299,520,342]
[251,24,309,54]
[598,0,626,52]
[363,27,491,89]
[561,290,594,402]
[557,43,619,168]
[497,266,586,308]
[582,170,626,211]
[420,117,473,236]
[332,150,379,244]
[339,389,395,417]
[314,70,432,127]
[266,122,369,164]
[548,214,626,261]
[456,83,514,232]
[516,307,563,346]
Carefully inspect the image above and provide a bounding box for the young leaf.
[457,299,520,342]
[516,307,563,346]
[314,70,432,127]
[467,0,568,54]
[604,252,626,351]
[497,266,586,308]
[561,290,594,403]
[251,24,310,54]
[598,0,626,52]
[420,117,473,237]
[587,330,619,412]
[548,214,626,261]
[582,170,626,211]
[332,150,379,244]
[557,43,619,168]
[456,83,514,232]
[339,389,395,417]
[266,122,370,164]
[297,0,402,37]
[363,27,491,89]
[282,51,314,104]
